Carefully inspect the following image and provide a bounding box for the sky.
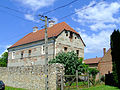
[0,0,120,59]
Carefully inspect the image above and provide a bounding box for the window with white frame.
[42,45,45,54]
[12,51,15,59]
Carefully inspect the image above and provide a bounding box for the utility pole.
[44,16,49,90]
[39,15,49,90]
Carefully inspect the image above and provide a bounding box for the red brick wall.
[98,49,112,76]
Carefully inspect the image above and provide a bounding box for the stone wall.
[56,30,84,58]
[0,64,64,90]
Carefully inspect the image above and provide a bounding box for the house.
[83,57,102,69]
[7,22,85,67]
[84,48,113,76]
[98,48,112,76]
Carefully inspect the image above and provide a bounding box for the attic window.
[64,47,67,51]
[65,31,68,36]
[69,32,73,39]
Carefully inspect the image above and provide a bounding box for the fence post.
[88,72,89,88]
[61,71,64,90]
[76,70,78,90]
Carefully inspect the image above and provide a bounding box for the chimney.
[33,26,38,32]
[48,20,55,27]
[103,48,106,55]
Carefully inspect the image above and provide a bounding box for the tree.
[111,29,120,87]
[49,51,88,75]
[0,52,8,67]
[89,68,99,86]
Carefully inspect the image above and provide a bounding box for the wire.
[0,4,27,14]
[0,9,40,24]
[0,4,42,17]
[58,2,98,21]
[42,0,79,15]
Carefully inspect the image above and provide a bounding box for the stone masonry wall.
[56,31,84,58]
[0,64,64,90]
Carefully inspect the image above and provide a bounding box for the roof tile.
[84,57,102,64]
[9,22,84,48]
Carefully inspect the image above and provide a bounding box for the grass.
[82,85,119,90]
[58,84,120,90]
[5,86,26,90]
[6,84,120,90]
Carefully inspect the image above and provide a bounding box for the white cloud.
[80,30,112,53]
[0,45,10,57]
[73,1,120,31]
[90,23,117,31]
[52,17,58,24]
[15,0,56,11]
[24,14,39,22]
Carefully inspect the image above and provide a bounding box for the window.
[42,46,45,54]
[65,30,68,36]
[28,50,31,56]
[76,50,79,56]
[75,37,77,39]
[69,32,73,41]
[12,51,15,59]
[64,47,67,51]
[21,51,24,59]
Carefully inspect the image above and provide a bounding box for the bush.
[101,75,105,82]
[89,68,99,86]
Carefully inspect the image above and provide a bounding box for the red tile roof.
[84,57,102,64]
[9,22,85,48]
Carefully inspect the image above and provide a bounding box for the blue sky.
[0,0,120,59]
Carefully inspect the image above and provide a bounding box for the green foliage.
[110,29,120,87]
[0,52,8,67]
[100,75,105,82]
[89,68,99,86]
[49,51,88,75]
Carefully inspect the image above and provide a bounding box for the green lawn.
[60,85,120,90]
[6,85,120,90]
[5,86,26,90]
[82,85,119,90]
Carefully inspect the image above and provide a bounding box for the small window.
[12,51,15,59]
[28,50,31,56]
[64,47,67,51]
[75,37,77,39]
[66,33,68,36]
[21,51,24,59]
[69,32,73,40]
[76,50,79,56]
[42,46,45,54]
[65,31,68,36]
